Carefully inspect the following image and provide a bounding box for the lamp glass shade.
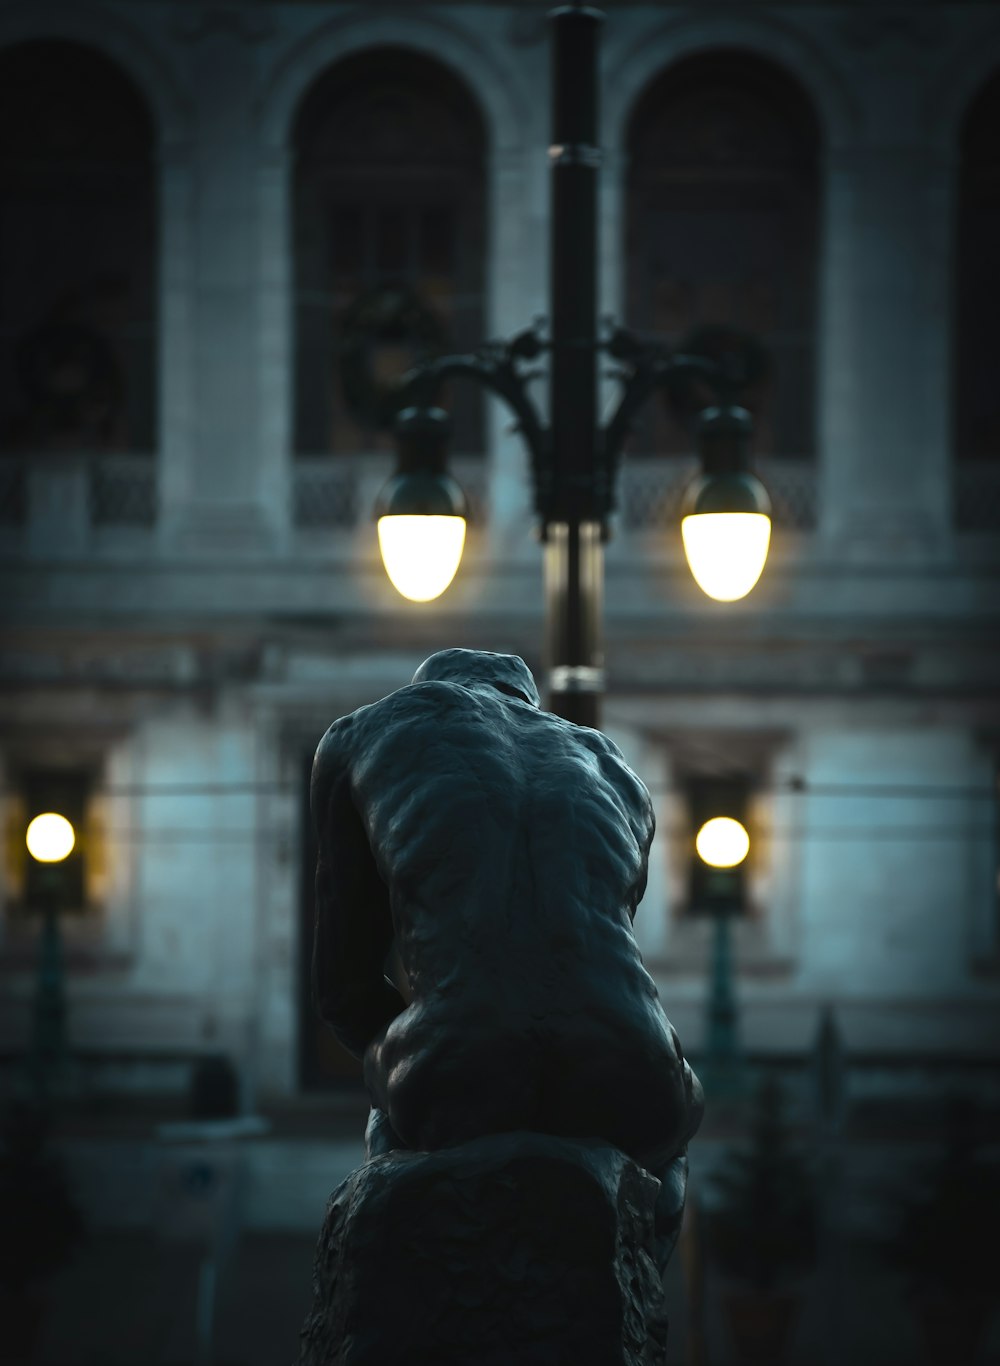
[681,511,771,602]
[26,812,76,863]
[377,514,467,602]
[695,816,750,869]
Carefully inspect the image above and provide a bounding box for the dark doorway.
[297,751,364,1091]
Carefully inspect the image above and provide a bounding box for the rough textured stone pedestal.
[299,1131,670,1366]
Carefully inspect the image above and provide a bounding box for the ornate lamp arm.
[397,325,550,508]
[395,319,759,529]
[601,328,725,512]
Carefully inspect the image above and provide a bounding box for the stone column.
[483,22,547,561]
[486,140,547,558]
[162,22,280,553]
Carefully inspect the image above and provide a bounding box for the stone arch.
[258,6,528,160]
[604,10,859,160]
[0,1,191,153]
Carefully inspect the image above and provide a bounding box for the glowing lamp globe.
[695,816,750,869]
[26,812,76,863]
[376,406,469,603]
[377,514,467,602]
[681,470,772,603]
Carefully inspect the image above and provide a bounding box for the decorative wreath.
[338,285,448,430]
[662,324,770,426]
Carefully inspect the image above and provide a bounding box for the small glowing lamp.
[695,816,750,869]
[375,406,469,603]
[682,405,772,602]
[26,812,76,863]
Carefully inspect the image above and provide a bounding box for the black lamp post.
[377,3,772,729]
[25,811,75,1102]
[694,812,751,1097]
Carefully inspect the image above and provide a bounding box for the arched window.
[625,52,820,461]
[0,41,156,454]
[293,49,487,458]
[955,71,1000,467]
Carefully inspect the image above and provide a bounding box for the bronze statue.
[310,647,702,1268]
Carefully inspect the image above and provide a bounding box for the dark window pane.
[375,207,408,276]
[421,207,455,277]
[331,205,365,279]
[0,41,156,454]
[626,52,819,460]
[293,49,486,456]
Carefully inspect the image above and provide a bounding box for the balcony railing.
[620,455,819,533]
[291,455,489,532]
[89,455,157,527]
[6,451,997,553]
[0,453,156,546]
[292,460,358,529]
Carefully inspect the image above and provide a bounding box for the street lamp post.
[545,3,603,729]
[375,3,772,728]
[24,811,75,1101]
[695,814,751,1096]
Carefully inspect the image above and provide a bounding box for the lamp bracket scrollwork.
[395,318,766,526]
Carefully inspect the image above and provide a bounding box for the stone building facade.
[1,0,998,1107]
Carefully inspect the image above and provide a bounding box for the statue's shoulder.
[313,708,360,766]
[312,683,469,772]
[563,720,632,774]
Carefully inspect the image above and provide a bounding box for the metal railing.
[620,455,818,533]
[291,454,489,531]
[4,451,998,546]
[0,453,156,533]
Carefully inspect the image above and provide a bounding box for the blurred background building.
[0,1,998,1362]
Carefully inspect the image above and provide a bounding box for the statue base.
[299,1131,670,1366]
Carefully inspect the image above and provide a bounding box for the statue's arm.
[629,799,655,921]
[311,729,405,1060]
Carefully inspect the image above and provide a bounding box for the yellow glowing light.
[377,515,467,602]
[695,817,750,869]
[26,812,76,863]
[681,512,771,602]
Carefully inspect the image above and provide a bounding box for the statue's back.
[343,680,694,1161]
[349,680,651,955]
